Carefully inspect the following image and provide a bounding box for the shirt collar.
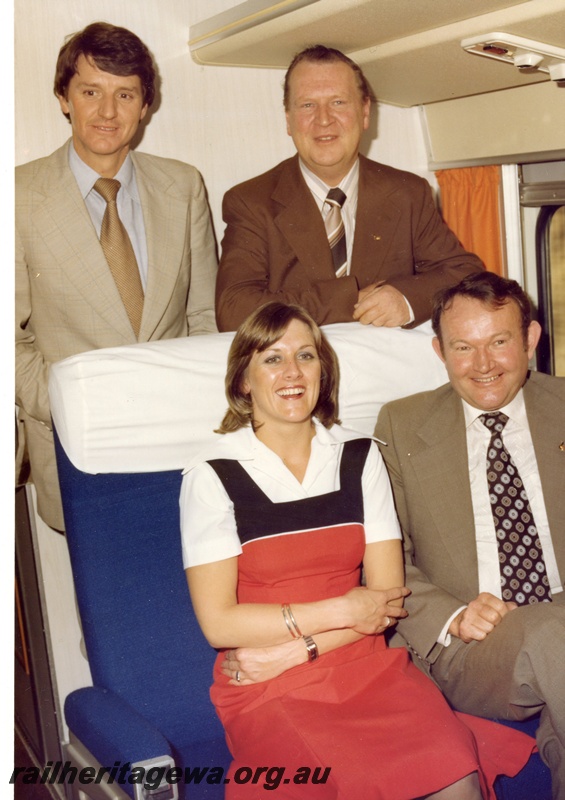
[182,418,365,473]
[299,158,359,206]
[462,388,527,430]
[68,141,136,200]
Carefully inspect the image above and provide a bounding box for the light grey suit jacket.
[16,140,218,529]
[375,371,565,673]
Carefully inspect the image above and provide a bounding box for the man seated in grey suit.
[375,272,565,798]
[16,22,218,531]
[216,45,483,332]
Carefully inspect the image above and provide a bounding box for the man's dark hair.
[54,22,156,112]
[283,45,376,110]
[432,272,533,349]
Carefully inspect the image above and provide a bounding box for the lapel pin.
[372,234,381,241]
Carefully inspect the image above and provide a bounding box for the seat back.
[55,431,225,751]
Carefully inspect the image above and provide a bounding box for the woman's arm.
[363,538,405,596]
[186,555,408,650]
[218,539,409,683]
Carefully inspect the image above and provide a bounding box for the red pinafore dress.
[207,439,534,799]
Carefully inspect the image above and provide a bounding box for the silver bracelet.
[281,604,302,639]
[303,635,319,662]
[286,604,303,638]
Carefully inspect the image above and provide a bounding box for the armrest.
[65,686,172,767]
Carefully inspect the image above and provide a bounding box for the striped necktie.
[94,178,144,338]
[324,188,347,277]
[480,412,552,604]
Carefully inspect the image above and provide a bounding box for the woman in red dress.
[180,301,534,799]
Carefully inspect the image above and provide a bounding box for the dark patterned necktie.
[95,178,144,338]
[324,188,347,277]
[480,412,552,605]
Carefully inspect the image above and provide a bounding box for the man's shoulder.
[16,142,70,187]
[381,382,454,421]
[526,370,565,404]
[131,150,201,182]
[359,155,428,192]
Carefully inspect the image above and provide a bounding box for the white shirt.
[463,390,562,597]
[68,143,149,289]
[180,422,401,568]
[438,388,561,646]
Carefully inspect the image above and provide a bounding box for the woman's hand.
[222,639,307,685]
[344,586,410,635]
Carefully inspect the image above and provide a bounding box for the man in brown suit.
[375,272,565,798]
[216,45,483,332]
[16,23,217,531]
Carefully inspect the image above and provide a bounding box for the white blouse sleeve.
[180,461,243,568]
[361,441,402,544]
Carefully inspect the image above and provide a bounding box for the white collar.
[182,419,370,473]
[462,388,528,430]
[299,158,359,205]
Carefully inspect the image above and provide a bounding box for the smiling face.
[285,60,370,186]
[242,319,322,433]
[58,54,148,176]
[432,295,541,411]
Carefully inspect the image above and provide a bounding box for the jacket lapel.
[271,156,336,280]
[524,374,565,578]
[410,389,480,595]
[132,152,186,341]
[351,155,403,283]
[32,143,135,341]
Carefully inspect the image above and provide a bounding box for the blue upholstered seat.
[494,716,551,799]
[56,433,230,799]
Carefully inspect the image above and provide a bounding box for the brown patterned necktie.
[324,188,347,277]
[94,178,144,338]
[480,412,552,605]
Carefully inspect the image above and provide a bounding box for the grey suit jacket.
[16,140,218,529]
[216,154,484,331]
[375,372,565,671]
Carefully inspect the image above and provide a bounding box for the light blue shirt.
[68,143,149,289]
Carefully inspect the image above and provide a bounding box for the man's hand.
[449,592,518,643]
[353,283,411,327]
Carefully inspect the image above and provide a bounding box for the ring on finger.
[235,670,241,683]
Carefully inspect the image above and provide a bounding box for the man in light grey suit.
[375,272,565,798]
[16,22,218,531]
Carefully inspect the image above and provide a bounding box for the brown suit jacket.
[375,371,565,673]
[216,154,483,331]
[16,141,218,529]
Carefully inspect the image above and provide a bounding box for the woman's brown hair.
[217,302,340,433]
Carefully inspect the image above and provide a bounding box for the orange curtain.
[436,165,504,275]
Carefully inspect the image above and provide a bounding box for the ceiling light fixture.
[461,32,565,81]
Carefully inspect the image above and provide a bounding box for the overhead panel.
[189,0,565,107]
